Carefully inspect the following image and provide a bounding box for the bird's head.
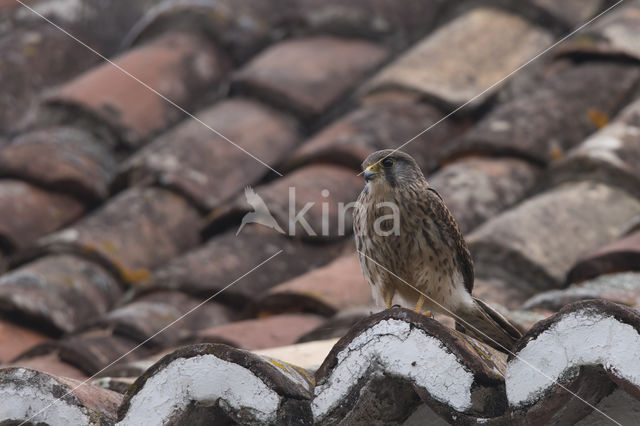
[361,149,425,192]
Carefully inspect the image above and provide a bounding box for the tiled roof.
[1,0,640,424]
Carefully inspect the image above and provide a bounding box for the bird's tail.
[455,297,523,353]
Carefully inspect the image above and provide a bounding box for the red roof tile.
[152,226,346,306]
[86,290,237,348]
[42,30,230,148]
[35,187,201,287]
[0,319,49,363]
[250,254,371,317]
[118,98,301,210]
[288,92,460,173]
[195,313,326,350]
[214,164,363,241]
[0,180,84,253]
[233,36,389,119]
[0,255,121,334]
[0,126,117,202]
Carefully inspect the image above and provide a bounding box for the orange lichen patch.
[588,108,610,129]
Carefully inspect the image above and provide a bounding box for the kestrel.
[353,149,522,352]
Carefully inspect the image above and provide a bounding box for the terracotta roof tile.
[41,30,231,148]
[567,231,640,285]
[250,254,371,317]
[314,307,508,424]
[363,8,552,108]
[117,98,301,210]
[86,290,237,348]
[452,62,640,164]
[0,319,49,363]
[0,180,84,253]
[17,329,154,377]
[296,310,371,343]
[34,187,201,287]
[471,277,531,311]
[468,181,640,292]
[212,164,362,240]
[0,255,121,334]
[429,157,540,234]
[124,0,292,63]
[0,25,100,134]
[117,343,315,424]
[550,96,640,199]
[194,313,326,350]
[506,300,640,424]
[523,272,640,312]
[0,126,117,202]
[557,1,640,61]
[151,226,345,306]
[287,93,460,173]
[233,36,389,119]
[4,352,87,381]
[528,0,608,27]
[294,0,447,48]
[0,367,121,424]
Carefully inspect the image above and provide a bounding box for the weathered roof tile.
[117,98,301,210]
[452,62,640,164]
[363,8,553,108]
[233,36,389,119]
[194,313,326,350]
[211,164,362,241]
[314,307,508,424]
[86,290,237,348]
[567,231,640,285]
[151,226,345,306]
[0,25,99,134]
[287,93,459,173]
[41,30,230,148]
[0,367,121,424]
[550,96,640,199]
[0,127,117,202]
[0,255,121,334]
[506,300,640,424]
[117,343,315,425]
[250,254,371,317]
[429,157,540,234]
[523,272,640,312]
[35,187,201,287]
[0,319,49,363]
[0,180,84,253]
[467,181,640,292]
[557,1,640,61]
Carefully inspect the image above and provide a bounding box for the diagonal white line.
[359,0,625,175]
[357,250,622,425]
[18,249,284,426]
[16,0,284,177]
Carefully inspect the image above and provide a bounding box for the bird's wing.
[427,186,444,202]
[424,188,474,293]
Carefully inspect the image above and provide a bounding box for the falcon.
[353,149,522,352]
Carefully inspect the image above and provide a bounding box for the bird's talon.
[423,310,434,318]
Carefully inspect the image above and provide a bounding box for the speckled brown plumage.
[353,149,521,352]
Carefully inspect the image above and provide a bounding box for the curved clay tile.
[0,367,121,424]
[467,181,640,293]
[313,307,509,424]
[506,300,640,424]
[117,343,315,424]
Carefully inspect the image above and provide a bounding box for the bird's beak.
[364,164,379,182]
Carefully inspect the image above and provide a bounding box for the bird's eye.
[380,158,394,168]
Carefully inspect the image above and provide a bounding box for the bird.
[236,186,285,236]
[353,149,522,352]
